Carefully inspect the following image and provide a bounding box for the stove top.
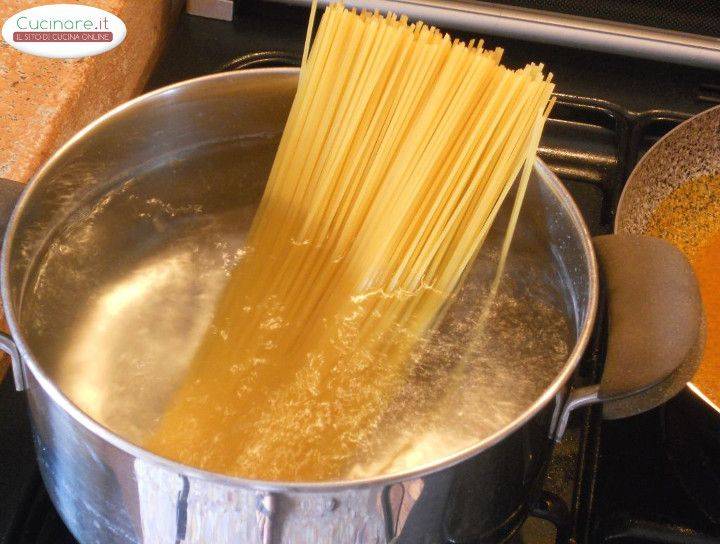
[2,3,720,543]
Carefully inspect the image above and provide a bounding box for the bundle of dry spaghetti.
[146,3,555,480]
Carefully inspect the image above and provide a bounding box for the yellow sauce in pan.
[646,174,720,407]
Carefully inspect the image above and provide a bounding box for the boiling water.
[20,137,573,481]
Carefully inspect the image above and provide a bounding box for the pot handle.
[0,178,25,391]
[553,234,704,441]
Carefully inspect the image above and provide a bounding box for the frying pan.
[616,104,720,521]
[616,103,720,419]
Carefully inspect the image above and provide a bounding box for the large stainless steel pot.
[0,68,704,544]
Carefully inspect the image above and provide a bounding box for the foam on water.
[20,137,572,480]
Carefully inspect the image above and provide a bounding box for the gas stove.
[2,3,720,543]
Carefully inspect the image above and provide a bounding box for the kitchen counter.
[0,0,180,380]
[0,0,178,183]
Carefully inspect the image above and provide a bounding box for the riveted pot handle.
[554,234,704,440]
[0,178,25,391]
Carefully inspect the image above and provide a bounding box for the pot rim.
[615,103,720,418]
[1,67,599,492]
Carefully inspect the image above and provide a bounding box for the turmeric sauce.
[647,174,720,407]
[690,233,720,406]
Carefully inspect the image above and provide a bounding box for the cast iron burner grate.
[1,43,719,544]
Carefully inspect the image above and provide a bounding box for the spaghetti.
[146,3,555,480]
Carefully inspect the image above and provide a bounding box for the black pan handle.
[554,233,704,440]
[0,177,25,391]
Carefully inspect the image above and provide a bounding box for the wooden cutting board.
[0,0,181,381]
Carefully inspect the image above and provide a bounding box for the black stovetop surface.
[2,3,720,543]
